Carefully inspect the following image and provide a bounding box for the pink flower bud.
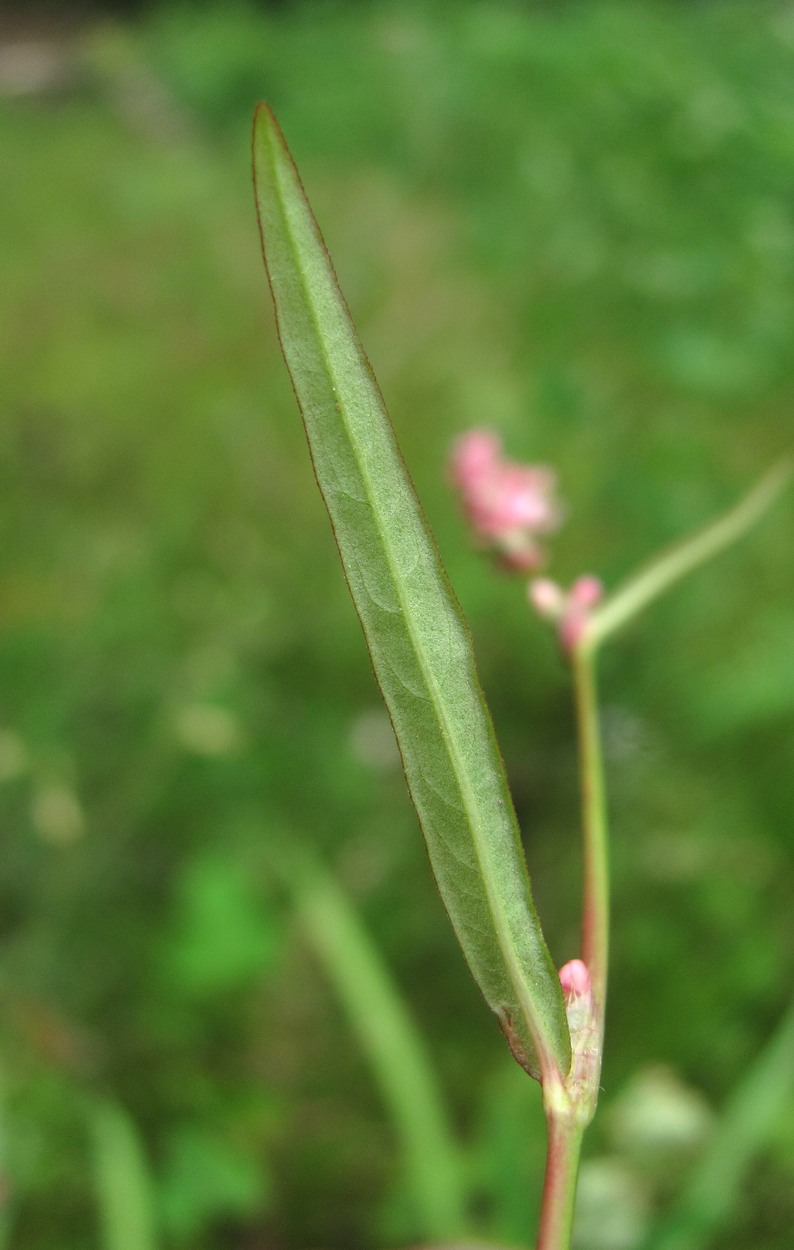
[529,573,604,654]
[559,958,592,1001]
[449,429,500,489]
[529,578,565,618]
[569,575,603,609]
[449,429,562,572]
[558,959,601,1104]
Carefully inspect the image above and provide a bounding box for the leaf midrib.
[267,134,538,1043]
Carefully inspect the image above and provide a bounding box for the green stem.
[532,460,790,1250]
[586,461,791,650]
[536,1104,586,1250]
[533,644,609,1250]
[571,643,610,1012]
[569,459,789,1023]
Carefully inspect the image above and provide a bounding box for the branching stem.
[533,460,790,1248]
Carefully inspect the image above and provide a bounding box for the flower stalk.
[449,431,790,1250]
[531,459,789,1250]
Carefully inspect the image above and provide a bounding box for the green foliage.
[164,851,281,998]
[1,1,792,1247]
[644,996,794,1250]
[158,1123,269,1242]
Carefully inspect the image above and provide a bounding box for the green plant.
[251,104,789,1250]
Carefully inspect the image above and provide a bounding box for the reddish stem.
[536,1100,585,1250]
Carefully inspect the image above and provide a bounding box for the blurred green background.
[1,1,793,1247]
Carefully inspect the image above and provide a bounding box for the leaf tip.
[252,99,274,155]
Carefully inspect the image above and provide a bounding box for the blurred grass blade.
[644,995,794,1250]
[252,103,569,1080]
[279,845,470,1240]
[88,1098,158,1250]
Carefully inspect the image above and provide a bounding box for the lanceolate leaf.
[252,104,570,1080]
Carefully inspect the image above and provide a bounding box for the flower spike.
[450,429,563,571]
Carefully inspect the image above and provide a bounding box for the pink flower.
[450,429,562,571]
[529,574,603,652]
[559,958,592,1001]
[558,959,600,1097]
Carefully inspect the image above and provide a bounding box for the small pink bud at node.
[558,959,601,1111]
[529,574,604,655]
[559,958,592,1000]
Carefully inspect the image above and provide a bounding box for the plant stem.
[585,460,791,650]
[534,643,609,1250]
[533,462,790,1250]
[569,459,790,1003]
[536,1103,586,1250]
[571,642,609,1010]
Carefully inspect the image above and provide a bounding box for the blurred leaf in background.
[0,1,792,1247]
